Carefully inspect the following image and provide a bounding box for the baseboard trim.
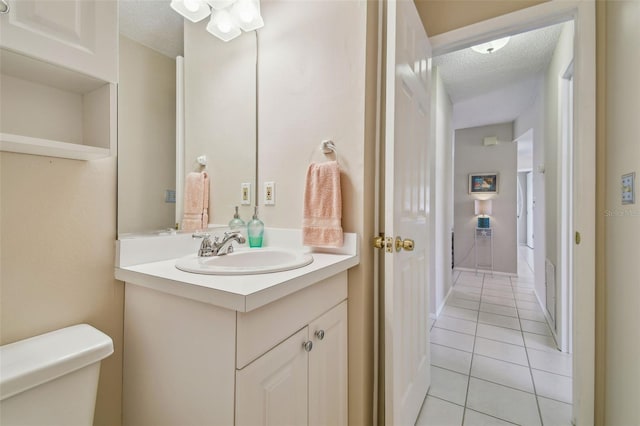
[435,285,454,318]
[453,267,517,278]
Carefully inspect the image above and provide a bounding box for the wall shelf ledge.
[1,133,111,161]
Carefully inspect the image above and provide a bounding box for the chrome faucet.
[193,231,246,257]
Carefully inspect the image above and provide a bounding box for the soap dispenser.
[247,206,264,248]
[228,206,246,232]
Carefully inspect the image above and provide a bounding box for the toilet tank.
[0,324,114,426]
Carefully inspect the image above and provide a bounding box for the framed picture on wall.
[469,173,498,194]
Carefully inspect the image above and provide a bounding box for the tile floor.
[417,253,573,426]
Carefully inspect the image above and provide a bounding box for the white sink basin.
[175,248,314,275]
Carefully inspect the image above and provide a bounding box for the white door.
[309,301,348,426]
[235,327,309,426]
[383,0,432,424]
[526,171,534,248]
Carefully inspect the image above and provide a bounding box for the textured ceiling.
[119,0,184,58]
[433,23,564,104]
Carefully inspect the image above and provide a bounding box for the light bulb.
[171,0,211,22]
[217,11,233,33]
[235,0,256,23]
[183,0,201,12]
[207,9,241,41]
[231,0,263,31]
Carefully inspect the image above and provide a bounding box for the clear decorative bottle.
[247,206,264,248]
[228,206,245,232]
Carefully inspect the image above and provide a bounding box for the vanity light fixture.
[171,0,264,42]
[470,36,511,54]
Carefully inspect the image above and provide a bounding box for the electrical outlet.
[264,181,275,205]
[622,172,635,204]
[241,183,251,205]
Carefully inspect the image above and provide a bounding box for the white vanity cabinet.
[0,0,117,82]
[123,271,348,426]
[236,301,348,426]
[0,0,117,160]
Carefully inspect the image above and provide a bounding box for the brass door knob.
[395,237,415,252]
[373,236,385,249]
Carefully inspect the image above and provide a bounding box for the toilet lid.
[0,324,113,401]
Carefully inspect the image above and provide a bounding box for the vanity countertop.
[115,229,359,312]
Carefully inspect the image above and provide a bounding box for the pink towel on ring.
[303,161,343,248]
[181,171,209,231]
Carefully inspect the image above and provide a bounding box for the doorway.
[411,1,595,424]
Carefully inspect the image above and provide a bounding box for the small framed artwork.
[469,173,498,194]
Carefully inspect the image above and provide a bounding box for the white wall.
[454,122,517,274]
[513,20,574,320]
[603,1,640,424]
[118,36,176,234]
[514,78,546,302]
[257,1,366,229]
[517,171,528,245]
[257,2,374,423]
[544,21,574,302]
[430,66,454,315]
[0,153,123,426]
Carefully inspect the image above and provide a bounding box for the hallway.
[417,271,572,425]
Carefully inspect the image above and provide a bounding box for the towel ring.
[321,140,338,164]
[308,140,339,165]
[321,140,336,154]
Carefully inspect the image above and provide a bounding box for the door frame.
[559,63,575,354]
[429,1,596,424]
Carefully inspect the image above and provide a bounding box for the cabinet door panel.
[0,0,117,82]
[236,327,309,426]
[309,301,348,426]
[237,272,347,369]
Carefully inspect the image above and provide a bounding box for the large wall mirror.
[117,0,257,236]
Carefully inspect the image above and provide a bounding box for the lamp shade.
[206,9,242,42]
[206,0,235,10]
[231,0,264,31]
[474,199,492,216]
[170,0,211,23]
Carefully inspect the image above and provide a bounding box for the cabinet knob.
[315,330,325,340]
[302,341,313,352]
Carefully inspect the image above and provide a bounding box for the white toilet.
[0,324,114,426]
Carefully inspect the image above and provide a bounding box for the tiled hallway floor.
[417,269,573,426]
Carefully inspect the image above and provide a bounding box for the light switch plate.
[622,172,635,205]
[241,183,251,205]
[264,181,275,205]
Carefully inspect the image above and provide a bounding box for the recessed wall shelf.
[0,133,111,161]
[0,48,116,161]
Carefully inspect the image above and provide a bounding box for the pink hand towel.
[303,161,343,248]
[181,171,210,231]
